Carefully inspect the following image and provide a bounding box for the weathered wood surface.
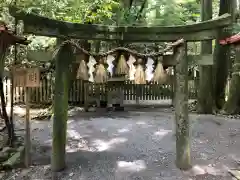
[51,41,74,172]
[9,7,232,42]
[12,67,26,87]
[174,42,191,170]
[223,44,240,114]
[214,0,235,109]
[198,0,214,114]
[25,68,40,87]
[24,87,31,167]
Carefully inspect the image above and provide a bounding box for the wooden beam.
[163,54,213,66]
[9,7,232,42]
[122,29,218,42]
[22,26,219,42]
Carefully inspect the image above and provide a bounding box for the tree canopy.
[0,0,230,67]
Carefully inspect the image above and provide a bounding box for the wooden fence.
[3,76,198,105]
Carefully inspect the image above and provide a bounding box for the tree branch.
[135,0,147,22]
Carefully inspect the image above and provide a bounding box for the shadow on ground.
[2,108,239,180]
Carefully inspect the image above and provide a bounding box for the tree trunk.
[51,42,74,172]
[223,44,240,114]
[0,77,14,146]
[198,0,214,114]
[175,42,191,170]
[214,0,235,109]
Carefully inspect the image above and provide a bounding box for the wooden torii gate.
[9,6,232,172]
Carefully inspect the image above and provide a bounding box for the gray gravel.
[2,108,240,180]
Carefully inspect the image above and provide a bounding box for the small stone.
[0,151,9,161]
[2,147,15,153]
[2,147,24,168]
[69,172,74,177]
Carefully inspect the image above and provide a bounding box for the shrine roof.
[219,34,240,45]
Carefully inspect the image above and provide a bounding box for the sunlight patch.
[13,106,26,116]
[44,139,52,145]
[183,165,206,176]
[117,160,146,172]
[67,129,82,139]
[92,137,127,152]
[184,164,227,176]
[92,140,109,151]
[136,121,146,125]
[68,107,84,116]
[65,138,93,153]
[67,120,74,124]
[118,128,130,133]
[154,129,172,136]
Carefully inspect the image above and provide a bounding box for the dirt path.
[2,108,240,180]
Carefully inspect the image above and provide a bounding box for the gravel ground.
[1,107,240,180]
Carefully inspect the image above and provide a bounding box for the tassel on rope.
[145,57,154,81]
[127,55,136,81]
[106,55,115,77]
[134,58,146,84]
[116,54,129,75]
[88,56,97,82]
[153,56,168,84]
[76,59,88,80]
[94,58,108,83]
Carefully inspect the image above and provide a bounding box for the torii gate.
[8,6,232,172]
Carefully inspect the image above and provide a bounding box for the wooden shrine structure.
[0,20,30,147]
[8,6,233,172]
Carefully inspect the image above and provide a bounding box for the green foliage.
[0,0,221,69]
[16,0,119,23]
[144,0,201,26]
